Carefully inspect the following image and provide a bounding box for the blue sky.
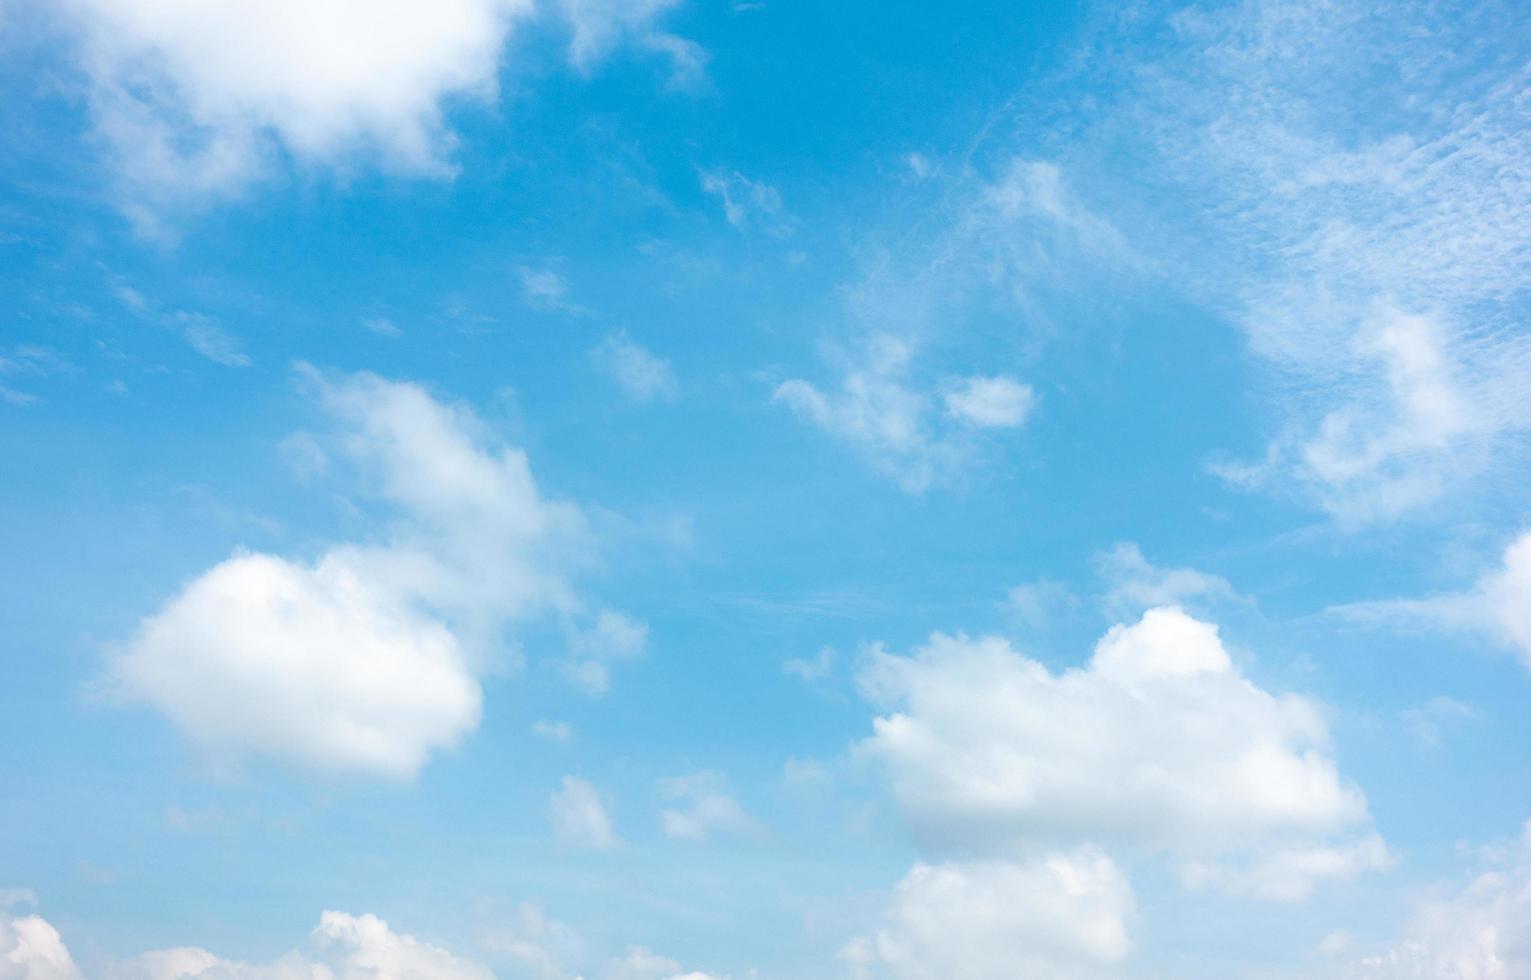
[3,1,1531,977]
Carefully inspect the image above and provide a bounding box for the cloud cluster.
[849,606,1385,976]
[112,367,638,776]
[1103,0,1531,520]
[775,335,1034,493]
[844,849,1133,980]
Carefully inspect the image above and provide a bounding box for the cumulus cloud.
[0,908,80,980]
[53,0,697,234]
[591,332,679,404]
[549,776,620,850]
[856,607,1383,898]
[657,772,755,842]
[112,366,639,776]
[844,849,1133,980]
[1330,530,1531,670]
[119,910,493,979]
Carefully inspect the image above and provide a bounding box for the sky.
[2,0,1531,977]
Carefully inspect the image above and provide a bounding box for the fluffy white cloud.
[844,849,1133,980]
[591,332,679,404]
[0,910,80,980]
[114,550,482,776]
[942,375,1035,429]
[113,367,637,776]
[856,607,1382,896]
[125,910,492,979]
[657,772,754,842]
[549,776,620,850]
[54,0,697,233]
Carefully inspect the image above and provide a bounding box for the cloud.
[1088,0,1531,521]
[555,0,706,86]
[1355,822,1531,979]
[549,776,620,850]
[843,849,1133,980]
[561,610,648,697]
[0,908,80,980]
[699,169,787,234]
[171,313,252,368]
[657,772,755,842]
[122,910,492,979]
[54,0,698,234]
[1329,530,1531,670]
[856,607,1383,898]
[602,947,724,980]
[518,267,584,314]
[774,335,961,493]
[481,902,587,980]
[591,332,679,404]
[942,375,1035,429]
[1093,542,1237,619]
[532,720,574,744]
[782,646,834,684]
[112,366,637,776]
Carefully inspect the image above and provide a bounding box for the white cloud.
[1398,696,1478,749]
[518,267,583,314]
[1330,530,1531,670]
[602,947,723,980]
[0,909,80,980]
[782,646,833,684]
[1356,822,1531,979]
[114,549,483,777]
[549,776,620,850]
[532,719,574,744]
[113,366,633,776]
[942,375,1035,429]
[699,169,786,234]
[657,772,755,842]
[1093,542,1237,618]
[55,0,698,233]
[774,335,956,493]
[480,902,586,980]
[591,332,679,404]
[60,0,532,234]
[1101,0,1531,520]
[125,910,492,979]
[555,0,705,86]
[844,849,1133,980]
[561,610,648,697]
[856,607,1383,897]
